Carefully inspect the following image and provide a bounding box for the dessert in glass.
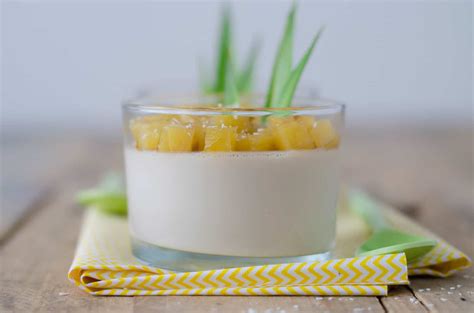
[123,95,344,271]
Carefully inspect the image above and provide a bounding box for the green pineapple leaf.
[214,5,232,93]
[265,2,296,107]
[278,27,324,107]
[197,56,214,93]
[223,48,239,106]
[237,39,261,94]
[76,172,127,216]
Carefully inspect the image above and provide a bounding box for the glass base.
[131,236,332,272]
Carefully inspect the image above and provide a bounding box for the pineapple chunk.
[204,126,237,152]
[158,125,194,152]
[267,115,294,128]
[136,129,161,150]
[271,120,314,150]
[192,123,206,151]
[236,133,251,151]
[296,116,315,130]
[325,135,340,149]
[142,114,179,123]
[310,119,339,149]
[130,119,165,150]
[211,115,251,132]
[248,129,275,151]
[179,114,199,125]
[178,115,205,151]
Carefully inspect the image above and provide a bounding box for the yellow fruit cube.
[179,115,199,125]
[136,129,161,150]
[248,129,275,151]
[130,118,165,150]
[310,119,339,149]
[267,115,294,128]
[204,126,237,152]
[296,116,315,130]
[191,124,204,151]
[236,133,251,151]
[211,115,251,133]
[177,115,205,151]
[272,120,314,150]
[142,114,179,123]
[325,135,340,149]
[159,125,194,152]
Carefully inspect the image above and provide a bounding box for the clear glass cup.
[122,94,345,271]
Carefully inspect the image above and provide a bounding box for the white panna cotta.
[125,148,339,258]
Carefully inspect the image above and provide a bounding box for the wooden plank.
[380,286,429,312]
[409,270,474,312]
[0,182,46,242]
[0,140,133,313]
[0,136,112,242]
[134,295,385,313]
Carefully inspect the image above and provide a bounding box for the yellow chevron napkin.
[68,195,470,296]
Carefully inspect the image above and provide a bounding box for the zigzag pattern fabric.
[68,204,470,296]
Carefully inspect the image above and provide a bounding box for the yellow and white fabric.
[68,195,471,296]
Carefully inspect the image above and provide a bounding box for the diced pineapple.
[178,115,205,151]
[192,123,206,151]
[136,130,161,150]
[211,115,251,133]
[204,126,237,152]
[236,133,251,151]
[271,120,314,150]
[248,129,275,151]
[296,116,315,130]
[179,115,198,125]
[325,135,340,149]
[141,114,179,123]
[158,129,170,152]
[267,115,294,129]
[310,119,339,149]
[158,125,194,152]
[130,118,165,150]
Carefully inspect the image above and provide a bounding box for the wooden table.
[1,128,473,312]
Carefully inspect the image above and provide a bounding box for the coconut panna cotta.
[123,4,344,270]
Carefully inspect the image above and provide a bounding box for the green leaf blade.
[265,3,296,108]
[76,172,127,216]
[279,27,324,107]
[237,39,260,94]
[214,5,232,93]
[223,48,239,106]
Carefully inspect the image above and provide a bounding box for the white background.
[2,0,472,135]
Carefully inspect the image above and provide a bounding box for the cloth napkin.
[68,193,471,296]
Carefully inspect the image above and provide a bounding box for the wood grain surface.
[1,128,473,312]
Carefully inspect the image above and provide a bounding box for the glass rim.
[122,93,345,116]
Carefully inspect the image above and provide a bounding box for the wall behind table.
[2,0,472,135]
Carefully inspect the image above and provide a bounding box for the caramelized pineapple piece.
[204,126,237,152]
[248,129,275,151]
[136,129,161,150]
[211,115,251,132]
[192,123,206,151]
[236,133,251,151]
[178,115,205,151]
[179,114,198,125]
[267,115,294,128]
[158,125,195,152]
[130,119,165,150]
[142,114,179,123]
[310,119,339,149]
[296,116,315,130]
[271,120,314,150]
[325,135,340,149]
